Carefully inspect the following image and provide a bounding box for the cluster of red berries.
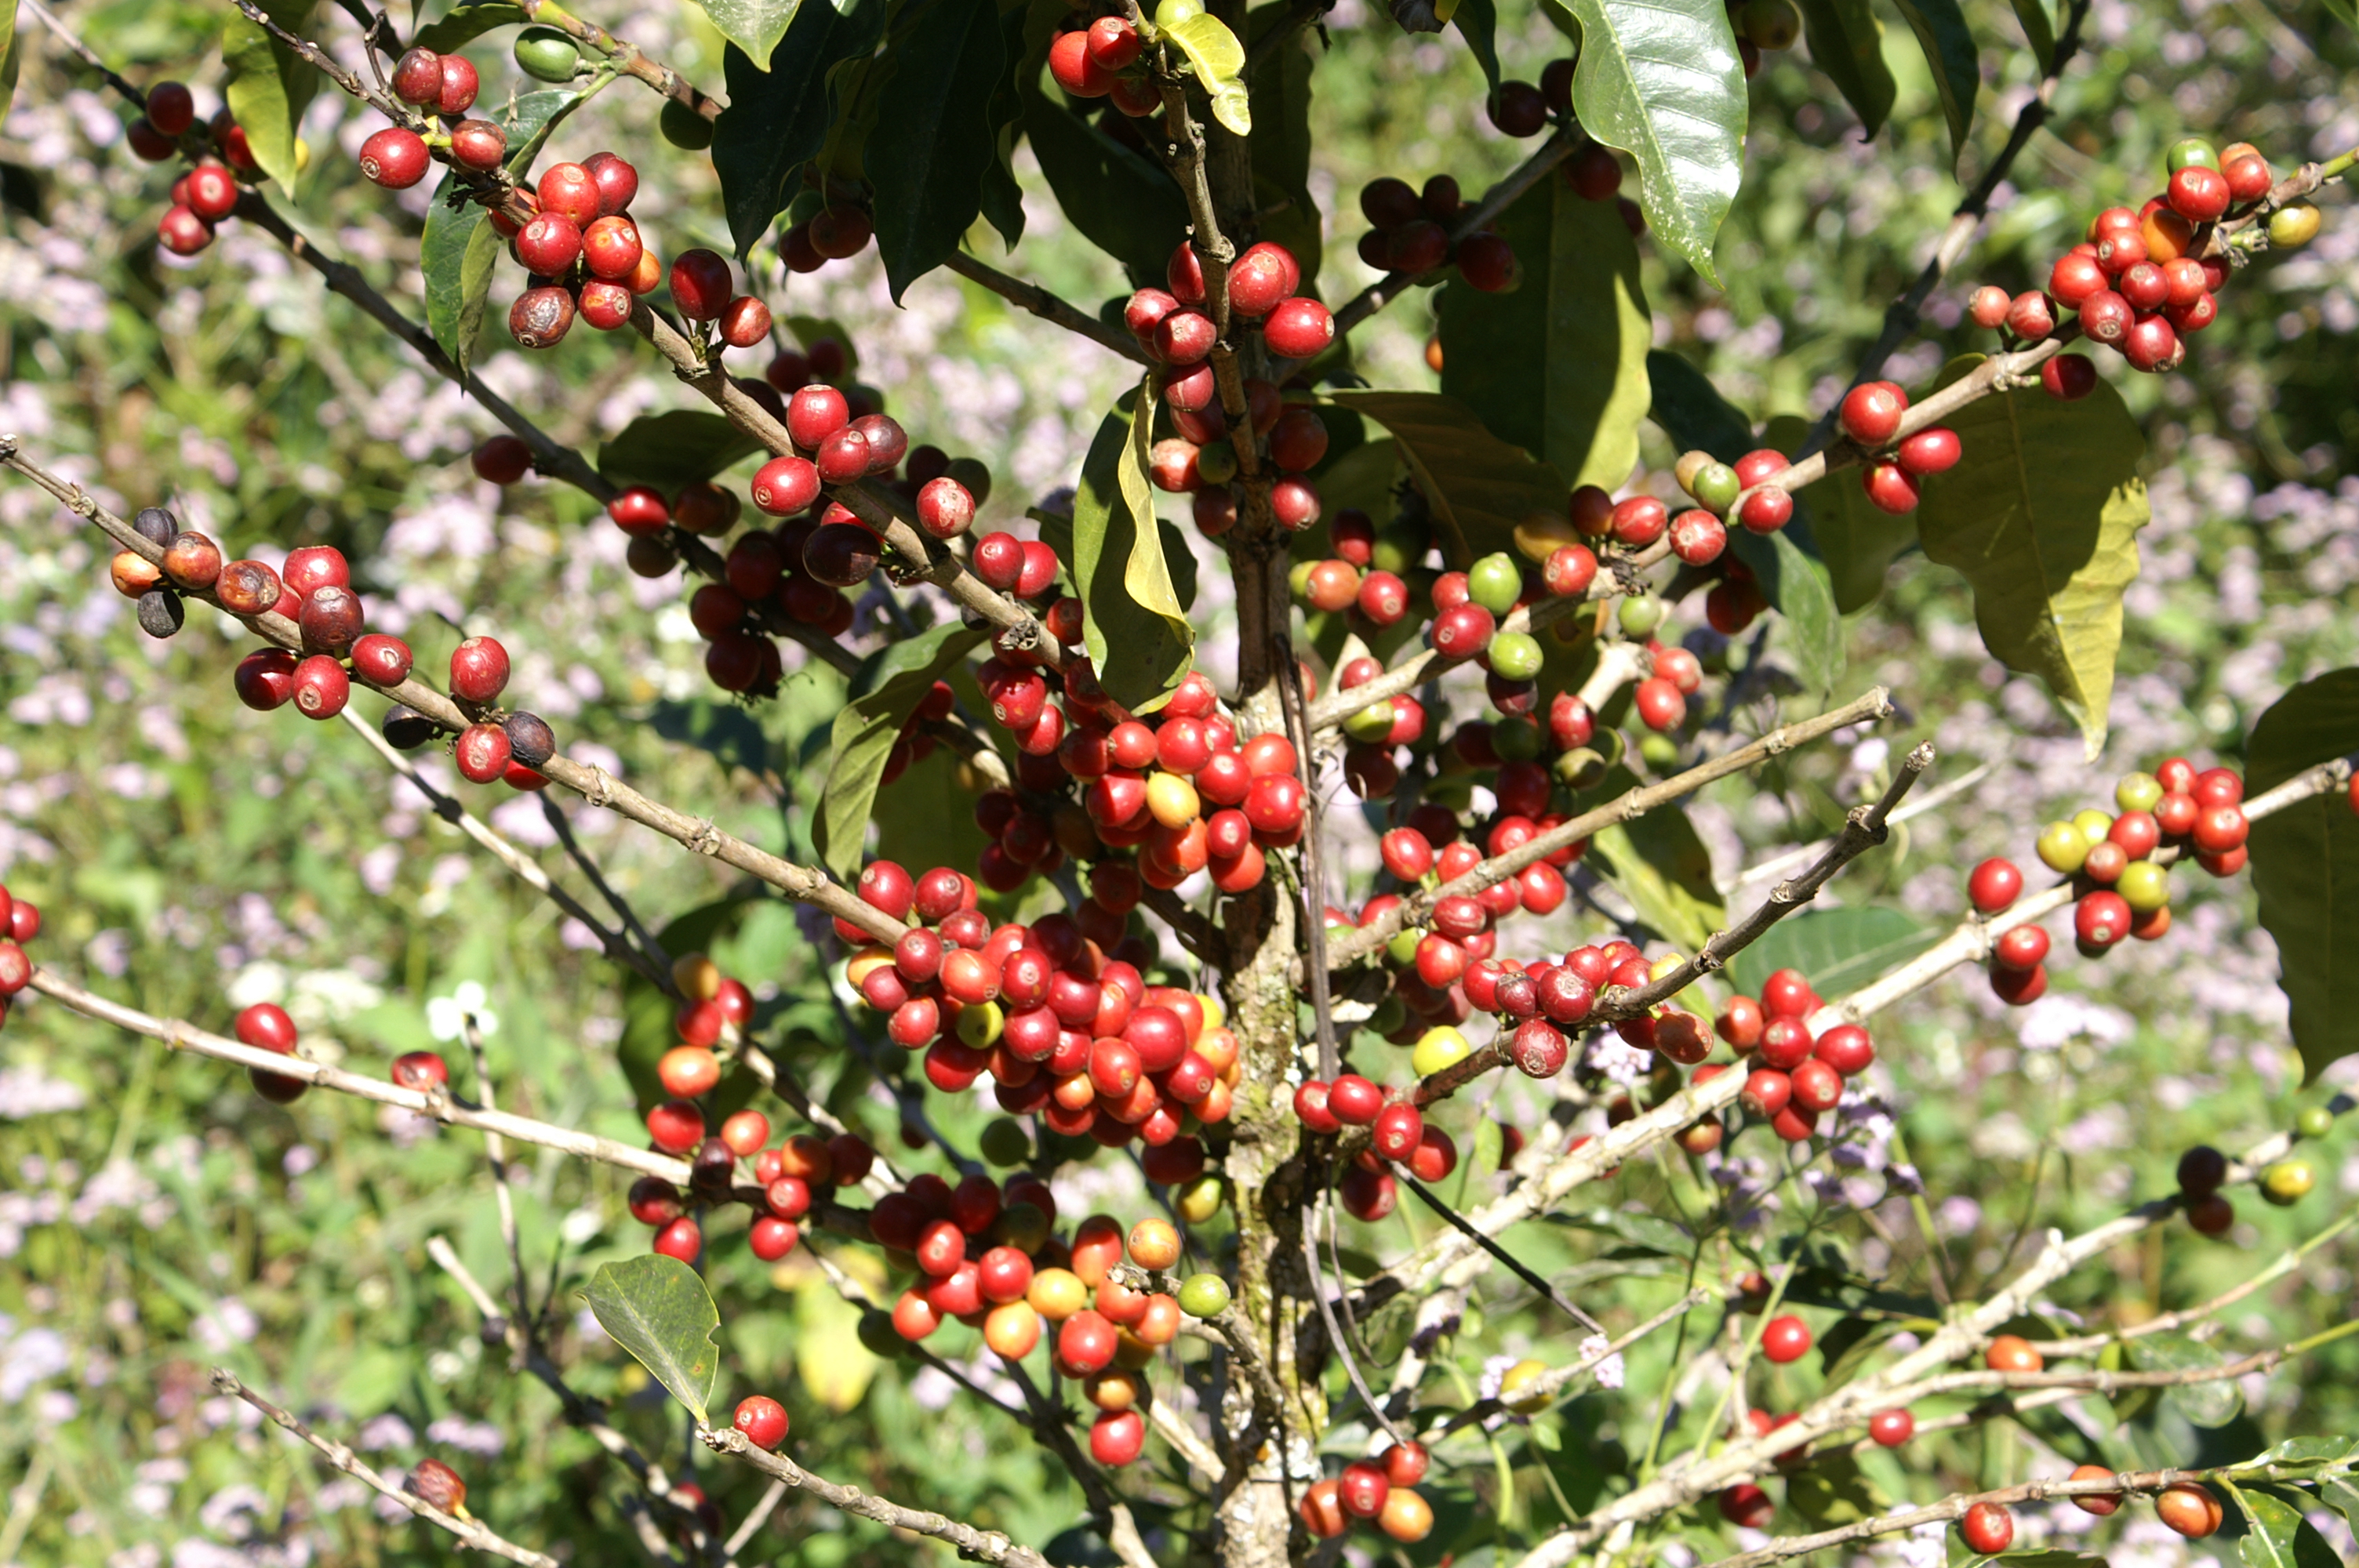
[1968,757,2248,1007]
[1043,13,1178,118]
[1968,138,2314,388]
[1943,1475,2222,1553]
[1352,173,1519,292]
[631,1120,874,1267]
[1125,238,1335,532]
[123,82,267,257]
[841,865,1242,1144]
[1298,1439,1436,1543]
[1830,383,1965,516]
[1291,1077,1460,1221]
[1698,967,1874,1145]
[0,881,48,1036]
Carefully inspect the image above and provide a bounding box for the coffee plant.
[2,0,2358,1564]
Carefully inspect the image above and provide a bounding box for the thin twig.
[1299,1176,1409,1447]
[539,795,671,978]
[463,1013,533,1338]
[1275,633,1339,1079]
[703,1428,1055,1568]
[211,1370,563,1568]
[1394,1170,1605,1334]
[944,252,1154,363]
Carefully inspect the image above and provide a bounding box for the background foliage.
[1,0,2357,1563]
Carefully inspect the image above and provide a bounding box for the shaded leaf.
[812,622,989,880]
[221,0,320,191]
[873,735,999,887]
[1890,0,1978,162]
[1583,772,1725,949]
[2126,1332,2241,1428]
[1248,4,1321,278]
[1728,906,1939,1001]
[598,411,766,494]
[2009,0,2055,67]
[1559,0,1747,282]
[711,1,886,259]
[1563,1206,1692,1258]
[2245,670,2359,1082]
[413,2,525,52]
[869,0,1005,300]
[1023,83,1189,285]
[1439,176,1652,493]
[644,699,775,779]
[1797,0,1895,137]
[698,0,802,67]
[1645,347,1752,458]
[2320,1479,2359,1536]
[1328,390,1568,568]
[583,1255,721,1425]
[1816,1315,1899,1390]
[1915,355,2148,761]
[1072,383,1194,713]
[1452,0,1503,89]
[1788,1452,1887,1527]
[1161,13,1250,133]
[976,2,1032,249]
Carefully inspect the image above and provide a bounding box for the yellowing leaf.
[794,1271,880,1413]
[1161,13,1252,132]
[1071,381,1195,713]
[1914,356,2148,760]
[583,1255,721,1425]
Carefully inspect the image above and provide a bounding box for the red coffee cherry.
[1837,380,1907,447]
[358,128,430,189]
[440,640,509,709]
[407,1457,467,1514]
[147,81,197,137]
[1867,1407,1914,1446]
[350,633,413,686]
[732,1395,790,1450]
[1760,1313,1812,1363]
[391,1051,449,1090]
[1959,1501,2014,1555]
[2155,1483,2223,1538]
[455,722,513,783]
[671,249,734,321]
[392,47,445,105]
[751,456,820,517]
[291,655,349,720]
[1861,462,1921,514]
[185,164,239,223]
[1895,426,1961,477]
[1337,1460,1390,1519]
[1048,29,1116,96]
[2167,165,2231,223]
[2042,352,2098,400]
[1263,297,1336,359]
[2067,1462,2122,1515]
[438,56,481,115]
[235,648,300,710]
[472,436,533,485]
[721,295,773,349]
[509,285,576,349]
[1967,857,2022,913]
[1719,1483,1774,1529]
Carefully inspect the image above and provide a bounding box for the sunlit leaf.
[583,1255,722,1425]
[2245,670,2359,1082]
[813,622,988,881]
[1728,906,1938,1000]
[1890,0,1978,162]
[2125,1332,2241,1428]
[1161,13,1251,133]
[1071,382,1194,713]
[698,0,802,67]
[412,2,525,53]
[220,0,320,191]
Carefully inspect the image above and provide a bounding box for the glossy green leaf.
[412,2,525,53]
[812,622,989,880]
[2245,670,2359,1082]
[1023,85,1189,285]
[598,412,766,495]
[1889,0,1978,162]
[2243,1436,2359,1469]
[1915,355,2148,762]
[698,0,802,67]
[1072,383,1195,714]
[1797,0,1895,137]
[868,0,1005,299]
[2234,1483,2344,1568]
[1248,5,1321,279]
[1328,390,1568,568]
[2126,1332,2241,1428]
[221,1,320,192]
[1452,0,1503,90]
[582,1255,721,1425]
[2320,1478,2359,1535]
[1559,0,1747,283]
[1161,13,1251,134]
[1728,906,1938,1000]
[712,0,885,259]
[1438,176,1652,493]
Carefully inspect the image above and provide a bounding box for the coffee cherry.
[2155,1483,2222,1538]
[652,1214,701,1261]
[2042,353,2097,400]
[1837,380,1907,447]
[349,633,413,687]
[732,1395,790,1450]
[147,81,196,137]
[2066,1461,2121,1515]
[1862,462,1921,514]
[291,655,350,720]
[2006,290,2057,340]
[2260,1158,2314,1205]
[2295,1104,2336,1140]
[510,285,576,348]
[299,584,365,655]
[1983,1333,2043,1372]
[1719,1483,1774,1529]
[751,456,820,517]
[185,164,239,223]
[455,722,512,783]
[408,1457,467,1514]
[1488,79,1548,137]
[1867,1408,1914,1446]
[235,648,300,710]
[2270,200,2321,249]
[2074,889,2131,948]
[1958,1501,2014,1555]
[1895,426,1961,477]
[392,46,445,105]
[720,295,772,350]
[1760,1313,1812,1363]
[2167,165,2230,223]
[1968,285,2011,328]
[1338,1460,1390,1519]
[671,250,733,321]
[359,128,430,189]
[450,636,511,703]
[1967,857,2022,913]
[1263,297,1335,360]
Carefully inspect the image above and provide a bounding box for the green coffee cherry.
[1691,461,1741,515]
[2270,201,2322,249]
[1492,713,1543,760]
[1343,700,1397,742]
[1198,440,1240,485]
[2036,821,2089,874]
[1619,595,1664,636]
[661,98,714,151]
[1412,1025,1472,1076]
[2294,1105,2336,1141]
[1174,1174,1223,1223]
[514,25,582,82]
[1554,746,1608,789]
[979,1116,1030,1167]
[1387,926,1427,966]
[2072,808,2116,848]
[1489,630,1544,682]
[1154,0,1205,26]
[1638,732,1681,770]
[1178,1272,1232,1317]
[1288,559,1318,600]
[2114,771,2164,813]
[2117,860,2170,913]
[956,999,1005,1048]
[2166,136,2220,172]
[1467,552,1524,615]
